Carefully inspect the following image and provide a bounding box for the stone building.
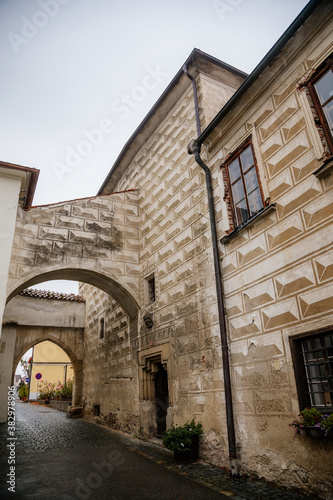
[1,0,332,497]
[81,0,333,496]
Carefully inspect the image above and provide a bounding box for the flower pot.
[174,436,199,463]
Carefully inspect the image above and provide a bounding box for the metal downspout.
[188,139,238,475]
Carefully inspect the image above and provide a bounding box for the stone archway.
[1,191,141,423]
[1,266,140,423]
[7,267,139,317]
[1,291,86,422]
[13,334,83,406]
[7,190,140,317]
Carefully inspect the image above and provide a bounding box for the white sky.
[1,0,310,294]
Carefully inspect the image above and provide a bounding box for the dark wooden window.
[291,330,333,412]
[225,142,264,227]
[308,58,333,153]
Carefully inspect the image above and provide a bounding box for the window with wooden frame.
[307,56,333,153]
[290,329,333,413]
[224,141,264,227]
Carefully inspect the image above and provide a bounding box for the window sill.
[221,204,276,245]
[313,156,333,179]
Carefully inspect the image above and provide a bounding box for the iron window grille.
[291,329,333,412]
[225,141,264,227]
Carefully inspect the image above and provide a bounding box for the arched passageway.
[2,192,141,424]
[7,268,139,317]
[7,190,140,316]
[14,336,82,406]
[1,264,141,423]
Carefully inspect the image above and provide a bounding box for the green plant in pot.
[18,384,29,400]
[162,419,203,462]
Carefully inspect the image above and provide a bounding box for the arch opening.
[7,268,140,317]
[13,337,82,406]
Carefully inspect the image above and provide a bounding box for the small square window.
[224,141,264,227]
[99,317,105,340]
[291,329,333,412]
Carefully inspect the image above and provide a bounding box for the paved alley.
[0,402,318,500]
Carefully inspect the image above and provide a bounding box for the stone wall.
[8,191,140,316]
[80,283,140,434]
[82,69,241,461]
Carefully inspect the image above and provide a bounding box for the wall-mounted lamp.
[143,314,154,329]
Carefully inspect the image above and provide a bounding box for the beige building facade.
[81,1,333,496]
[1,0,332,497]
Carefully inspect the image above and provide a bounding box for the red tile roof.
[20,288,85,302]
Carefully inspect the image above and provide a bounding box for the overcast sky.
[1,0,310,294]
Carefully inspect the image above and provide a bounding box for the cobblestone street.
[0,402,319,500]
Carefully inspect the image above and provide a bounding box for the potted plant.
[290,408,333,437]
[162,419,203,462]
[18,384,29,401]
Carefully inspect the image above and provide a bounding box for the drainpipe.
[188,138,238,476]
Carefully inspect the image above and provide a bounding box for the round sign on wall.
[35,373,42,380]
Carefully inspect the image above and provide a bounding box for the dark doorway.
[155,363,169,435]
